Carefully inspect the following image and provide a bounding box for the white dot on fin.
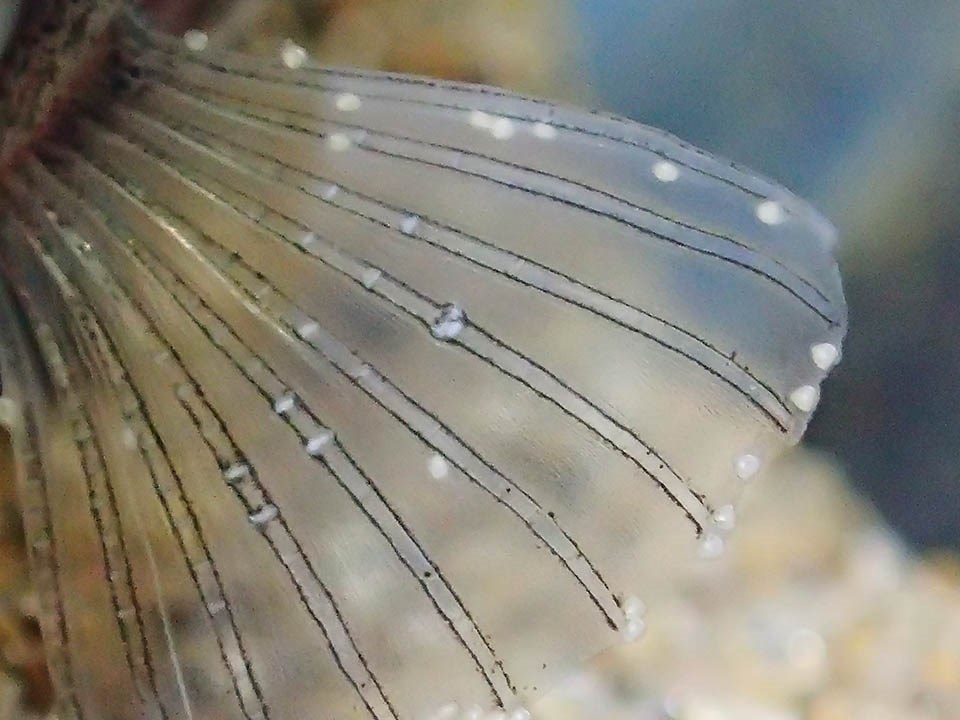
[789,384,820,412]
[327,133,352,152]
[430,303,466,340]
[121,427,138,450]
[183,29,208,52]
[297,321,319,339]
[321,184,339,200]
[735,453,761,480]
[652,160,679,183]
[400,215,419,235]
[713,504,737,532]
[248,504,278,526]
[461,707,484,720]
[361,267,382,288]
[427,454,449,480]
[273,392,296,415]
[349,363,373,380]
[469,110,494,129]
[622,618,647,642]
[621,595,646,619]
[222,463,251,484]
[532,122,557,140]
[305,431,334,456]
[429,703,459,720]
[335,93,361,112]
[281,40,307,69]
[698,534,725,560]
[491,117,515,140]
[508,708,531,720]
[756,200,786,225]
[811,342,839,370]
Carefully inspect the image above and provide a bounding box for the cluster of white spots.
[698,533,725,560]
[247,503,278,526]
[789,384,820,412]
[508,709,531,720]
[273,391,296,415]
[280,40,308,69]
[430,303,467,340]
[327,133,353,152]
[361,267,382,289]
[427,453,450,480]
[222,462,251,485]
[183,29,208,52]
[334,93,362,112]
[712,504,737,532]
[756,199,786,226]
[297,320,320,339]
[400,215,420,235]
[299,231,318,247]
[810,342,839,371]
[652,160,680,183]
[305,430,334,456]
[735,453,761,481]
[620,594,648,642]
[322,184,339,200]
[532,122,558,140]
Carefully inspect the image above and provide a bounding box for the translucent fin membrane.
[0,20,845,720]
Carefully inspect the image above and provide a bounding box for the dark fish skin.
[0,1,125,169]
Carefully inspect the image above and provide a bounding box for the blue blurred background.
[571,0,960,551]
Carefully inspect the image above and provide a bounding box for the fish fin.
[0,26,845,720]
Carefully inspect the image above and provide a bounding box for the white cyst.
[183,29,208,52]
[335,93,362,112]
[811,342,839,370]
[281,40,307,69]
[327,133,352,152]
[735,453,761,480]
[491,117,515,140]
[427,454,449,480]
[756,199,786,225]
[532,122,558,140]
[652,160,680,183]
[790,384,821,412]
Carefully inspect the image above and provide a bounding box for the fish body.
[0,2,845,719]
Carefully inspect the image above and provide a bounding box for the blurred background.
[2,0,959,717]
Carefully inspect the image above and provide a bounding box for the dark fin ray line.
[0,212,170,718]
[99,103,796,433]
[61,135,626,633]
[138,71,834,312]
[45,148,518,709]
[133,25,780,201]
[0,267,88,720]
[69,112,714,524]
[133,73,836,327]
[20,158,401,720]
